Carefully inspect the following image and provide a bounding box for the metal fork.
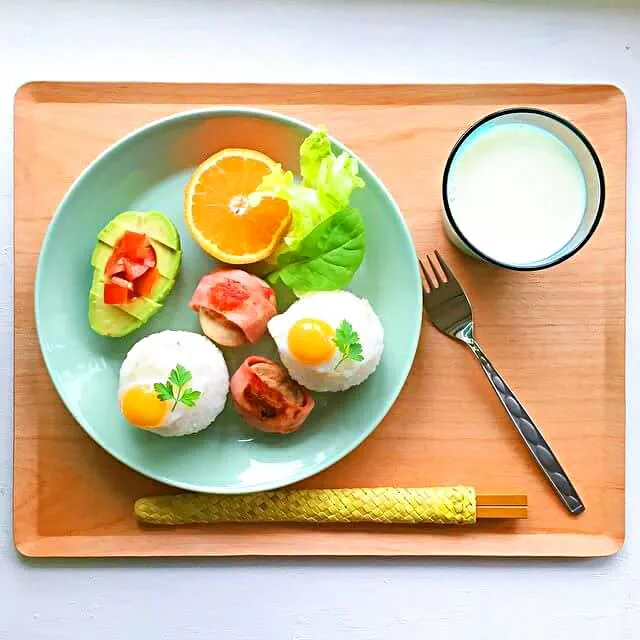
[419,251,585,515]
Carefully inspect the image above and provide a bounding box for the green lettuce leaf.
[257,166,328,249]
[258,127,365,251]
[300,127,333,186]
[268,207,365,295]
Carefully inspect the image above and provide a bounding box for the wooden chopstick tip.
[476,505,528,520]
[476,493,528,519]
[476,493,528,507]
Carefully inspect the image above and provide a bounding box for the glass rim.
[441,107,606,272]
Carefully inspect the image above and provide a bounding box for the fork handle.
[466,339,585,515]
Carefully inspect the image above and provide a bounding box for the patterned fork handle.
[466,337,585,515]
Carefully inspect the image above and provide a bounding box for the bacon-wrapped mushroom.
[230,356,314,433]
[189,269,277,347]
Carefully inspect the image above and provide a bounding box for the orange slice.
[184,149,291,264]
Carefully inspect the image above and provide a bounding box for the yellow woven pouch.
[135,486,476,526]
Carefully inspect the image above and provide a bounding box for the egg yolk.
[287,318,336,365]
[121,385,169,429]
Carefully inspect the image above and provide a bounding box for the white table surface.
[1,1,639,638]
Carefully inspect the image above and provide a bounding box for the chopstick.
[135,487,528,526]
[476,493,528,519]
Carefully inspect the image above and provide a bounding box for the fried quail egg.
[267,291,384,392]
[118,330,229,437]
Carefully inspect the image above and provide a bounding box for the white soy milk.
[446,123,586,266]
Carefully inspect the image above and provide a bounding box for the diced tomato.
[103,231,158,304]
[135,243,156,265]
[142,254,155,268]
[105,254,124,278]
[122,257,150,281]
[117,231,148,256]
[209,278,251,311]
[104,281,131,304]
[133,267,159,297]
[110,275,134,289]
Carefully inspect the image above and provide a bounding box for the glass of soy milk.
[442,108,604,270]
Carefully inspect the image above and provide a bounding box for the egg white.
[119,330,229,437]
[267,291,384,392]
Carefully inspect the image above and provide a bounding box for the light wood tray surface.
[13,82,626,557]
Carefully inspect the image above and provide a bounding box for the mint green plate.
[35,108,422,494]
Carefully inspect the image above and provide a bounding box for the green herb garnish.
[333,320,365,370]
[154,364,202,411]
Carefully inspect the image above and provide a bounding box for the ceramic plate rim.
[34,106,423,494]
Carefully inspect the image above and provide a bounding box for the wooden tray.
[13,82,626,557]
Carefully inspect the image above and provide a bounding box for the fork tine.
[434,250,453,282]
[426,254,444,286]
[418,257,437,292]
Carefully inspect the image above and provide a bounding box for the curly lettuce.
[258,127,365,251]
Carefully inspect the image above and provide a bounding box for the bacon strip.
[230,356,314,433]
[189,269,277,346]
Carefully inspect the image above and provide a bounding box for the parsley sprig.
[154,364,202,411]
[333,320,365,370]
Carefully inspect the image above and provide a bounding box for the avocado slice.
[88,292,143,338]
[99,210,180,250]
[90,272,163,323]
[88,211,181,337]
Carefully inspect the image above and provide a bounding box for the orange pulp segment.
[184,149,291,264]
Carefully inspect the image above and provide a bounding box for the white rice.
[119,330,229,437]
